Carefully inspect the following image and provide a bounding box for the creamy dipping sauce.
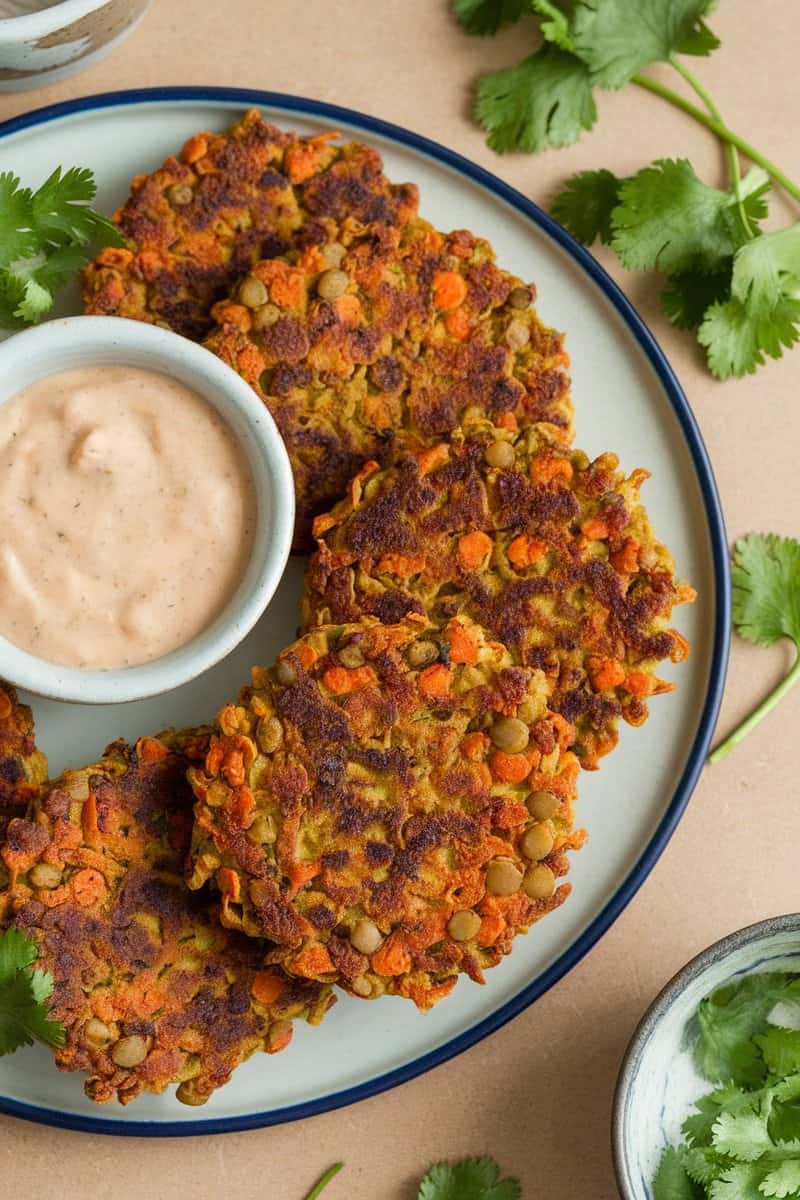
[0,365,257,669]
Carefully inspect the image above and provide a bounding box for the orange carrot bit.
[251,971,287,1006]
[625,672,653,697]
[295,643,318,670]
[284,143,329,184]
[494,799,530,830]
[267,1023,294,1054]
[530,454,574,486]
[297,245,326,273]
[378,552,426,579]
[212,303,252,333]
[588,657,627,691]
[457,530,493,570]
[371,931,412,977]
[477,910,505,947]
[462,731,490,761]
[269,268,306,309]
[72,868,106,907]
[432,270,468,311]
[445,619,479,664]
[581,516,610,540]
[229,786,255,828]
[291,942,335,978]
[507,533,547,571]
[418,663,453,700]
[610,537,640,574]
[417,443,449,475]
[322,665,377,695]
[181,133,208,164]
[349,459,380,506]
[217,867,241,901]
[444,309,471,340]
[136,736,169,764]
[286,860,321,899]
[335,293,362,325]
[496,412,518,432]
[678,584,698,605]
[96,246,134,269]
[669,631,691,663]
[489,751,532,784]
[548,712,575,751]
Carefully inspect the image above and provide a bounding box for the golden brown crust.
[81,109,418,342]
[205,223,572,549]
[0,681,46,844]
[0,729,332,1106]
[187,617,585,1010]
[302,422,695,767]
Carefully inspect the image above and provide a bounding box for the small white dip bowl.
[0,0,150,92]
[613,913,800,1200]
[0,315,294,704]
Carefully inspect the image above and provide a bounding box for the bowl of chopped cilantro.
[613,914,800,1200]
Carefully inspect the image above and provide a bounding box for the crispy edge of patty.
[0,681,47,844]
[0,728,333,1105]
[187,616,585,1010]
[301,421,695,768]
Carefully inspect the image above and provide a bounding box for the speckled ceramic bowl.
[613,914,800,1199]
[0,0,150,91]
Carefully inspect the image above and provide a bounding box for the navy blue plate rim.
[0,86,730,1137]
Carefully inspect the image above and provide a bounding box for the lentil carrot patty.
[0,730,333,1106]
[0,680,47,849]
[81,108,419,342]
[205,222,572,549]
[187,617,585,1011]
[302,421,695,768]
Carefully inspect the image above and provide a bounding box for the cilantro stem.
[667,54,752,240]
[631,73,800,205]
[302,1163,344,1200]
[709,655,800,765]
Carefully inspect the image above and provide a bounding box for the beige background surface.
[0,3,798,1196]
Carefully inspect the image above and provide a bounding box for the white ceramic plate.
[0,88,729,1136]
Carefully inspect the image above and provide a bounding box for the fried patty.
[0,681,47,843]
[187,616,585,1011]
[302,422,695,768]
[0,729,332,1105]
[205,223,572,548]
[81,108,419,342]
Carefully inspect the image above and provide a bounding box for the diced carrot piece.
[548,712,575,751]
[371,932,412,977]
[229,786,255,827]
[588,658,627,691]
[251,971,287,1005]
[625,672,653,697]
[322,665,377,695]
[507,534,547,570]
[432,270,468,311]
[477,911,505,946]
[217,867,241,900]
[312,512,337,539]
[610,537,640,573]
[418,663,452,699]
[496,412,518,431]
[291,942,335,978]
[267,1023,294,1053]
[582,516,609,540]
[286,860,321,899]
[335,293,361,324]
[181,134,208,163]
[462,732,490,761]
[96,246,134,268]
[72,868,105,907]
[378,553,426,579]
[417,443,449,475]
[493,799,530,829]
[445,309,470,340]
[213,303,252,333]
[489,751,532,784]
[458,530,492,569]
[137,736,169,764]
[298,245,325,272]
[295,643,317,670]
[445,620,479,664]
[530,455,573,486]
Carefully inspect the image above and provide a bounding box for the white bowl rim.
[0,315,295,703]
[0,0,121,37]
[612,911,800,1199]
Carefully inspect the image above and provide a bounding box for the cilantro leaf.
[475,44,596,153]
[712,1111,774,1162]
[453,0,530,36]
[768,1096,800,1146]
[0,928,65,1055]
[731,223,800,319]
[698,296,800,379]
[418,1158,521,1200]
[760,1160,800,1198]
[660,266,732,330]
[696,975,794,1088]
[531,0,575,50]
[731,535,800,649]
[653,1146,704,1199]
[0,172,36,268]
[572,0,720,89]
[709,1164,768,1200]
[550,168,622,244]
[682,1145,728,1186]
[611,159,748,274]
[757,1030,800,1079]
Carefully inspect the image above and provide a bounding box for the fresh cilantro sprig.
[0,927,65,1055]
[0,166,124,328]
[709,535,800,764]
[454,1,800,379]
[653,972,800,1200]
[303,1158,520,1199]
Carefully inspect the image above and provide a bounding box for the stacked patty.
[0,729,333,1104]
[187,617,584,1010]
